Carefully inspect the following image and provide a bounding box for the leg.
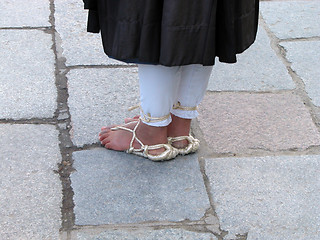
[168,64,213,148]
[99,64,181,159]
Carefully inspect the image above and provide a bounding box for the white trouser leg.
[138,64,181,127]
[171,64,213,119]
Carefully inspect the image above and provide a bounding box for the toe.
[101,124,117,131]
[101,136,111,146]
[104,142,113,149]
[124,115,140,124]
[99,130,110,141]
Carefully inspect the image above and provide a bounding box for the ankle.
[168,114,191,137]
[136,121,168,144]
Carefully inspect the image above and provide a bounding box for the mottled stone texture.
[205,155,320,240]
[281,41,320,107]
[71,148,210,225]
[198,92,320,154]
[54,0,123,66]
[208,26,294,91]
[0,124,62,239]
[0,30,56,119]
[0,0,50,27]
[67,68,140,147]
[260,1,320,39]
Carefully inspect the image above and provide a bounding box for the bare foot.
[167,114,191,148]
[113,114,192,149]
[124,115,140,124]
[100,115,140,132]
[99,121,168,156]
[99,114,191,150]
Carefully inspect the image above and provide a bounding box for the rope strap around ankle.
[172,102,197,111]
[128,105,170,123]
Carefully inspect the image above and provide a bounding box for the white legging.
[139,64,213,127]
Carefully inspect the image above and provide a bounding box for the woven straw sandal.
[168,135,200,155]
[170,102,200,155]
[110,119,179,161]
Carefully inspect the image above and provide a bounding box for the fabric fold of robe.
[83,0,259,66]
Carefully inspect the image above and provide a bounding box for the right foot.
[116,114,192,149]
[99,121,169,156]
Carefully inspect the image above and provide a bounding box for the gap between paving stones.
[260,14,320,130]
[49,0,76,231]
[0,26,51,30]
[68,64,137,69]
[68,227,227,240]
[280,36,320,42]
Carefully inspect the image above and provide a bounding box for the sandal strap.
[111,119,178,161]
[128,105,170,123]
[172,102,197,111]
[168,135,200,155]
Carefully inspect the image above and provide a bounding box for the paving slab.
[198,92,320,154]
[0,124,62,240]
[0,0,50,28]
[280,40,320,107]
[67,68,140,147]
[71,148,210,225]
[55,0,123,66]
[205,155,320,240]
[70,228,217,240]
[0,30,57,119]
[260,1,320,39]
[208,26,294,91]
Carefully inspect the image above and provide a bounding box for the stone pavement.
[0,0,320,239]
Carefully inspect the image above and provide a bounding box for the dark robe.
[83,0,259,66]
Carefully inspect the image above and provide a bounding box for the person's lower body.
[99,64,213,161]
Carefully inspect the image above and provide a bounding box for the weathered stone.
[71,148,210,225]
[0,0,50,27]
[67,68,140,147]
[208,26,294,91]
[281,41,320,106]
[0,124,62,239]
[54,0,123,66]
[198,92,320,154]
[260,1,320,39]
[205,155,320,240]
[71,228,217,240]
[0,30,56,119]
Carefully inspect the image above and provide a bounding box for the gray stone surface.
[0,30,57,119]
[208,26,294,91]
[67,68,140,147]
[71,148,210,225]
[71,228,217,240]
[55,0,123,66]
[0,0,50,27]
[0,124,62,239]
[281,41,320,107]
[198,92,320,154]
[260,1,320,39]
[205,155,320,240]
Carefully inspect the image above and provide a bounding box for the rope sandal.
[127,103,200,156]
[170,102,200,155]
[110,119,179,161]
[168,135,200,155]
